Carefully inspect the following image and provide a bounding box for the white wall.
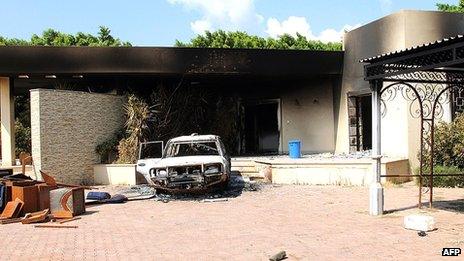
[338,10,464,169]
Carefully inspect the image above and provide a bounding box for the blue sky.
[0,0,457,46]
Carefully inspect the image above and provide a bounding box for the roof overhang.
[0,46,343,78]
[361,35,464,83]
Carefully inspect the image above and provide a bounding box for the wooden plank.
[0,217,22,224]
[58,217,81,224]
[1,198,24,219]
[21,209,49,224]
[34,224,78,229]
[39,171,57,187]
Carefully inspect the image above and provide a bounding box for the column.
[369,80,384,216]
[0,77,15,166]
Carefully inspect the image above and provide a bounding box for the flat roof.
[0,46,343,77]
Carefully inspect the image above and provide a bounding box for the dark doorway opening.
[244,101,280,155]
[348,95,372,152]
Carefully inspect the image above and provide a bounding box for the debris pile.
[1,170,264,227]
[0,171,86,227]
[121,173,264,203]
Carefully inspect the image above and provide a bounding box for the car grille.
[168,165,202,176]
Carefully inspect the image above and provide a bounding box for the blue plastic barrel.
[288,140,301,159]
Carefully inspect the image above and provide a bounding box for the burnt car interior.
[165,141,220,157]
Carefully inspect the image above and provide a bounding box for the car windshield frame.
[163,139,222,158]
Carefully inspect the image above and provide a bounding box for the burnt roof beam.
[0,46,344,77]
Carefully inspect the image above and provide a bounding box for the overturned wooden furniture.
[50,188,85,219]
[2,179,53,215]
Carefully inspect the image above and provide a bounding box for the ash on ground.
[121,173,265,202]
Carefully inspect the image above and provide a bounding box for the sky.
[0,0,458,46]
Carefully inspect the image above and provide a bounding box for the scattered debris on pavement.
[404,214,436,232]
[0,170,86,227]
[34,224,78,229]
[22,209,50,224]
[116,173,265,204]
[269,250,287,261]
[58,217,81,224]
[418,231,427,237]
[1,167,267,229]
[201,198,228,203]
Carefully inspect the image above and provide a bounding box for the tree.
[175,30,343,51]
[0,26,131,47]
[437,0,464,12]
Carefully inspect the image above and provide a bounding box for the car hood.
[153,155,225,168]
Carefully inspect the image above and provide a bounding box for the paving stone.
[0,184,463,259]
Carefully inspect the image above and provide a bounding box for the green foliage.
[418,113,464,187]
[14,121,31,157]
[96,129,125,163]
[175,30,342,51]
[425,114,464,169]
[416,165,464,188]
[0,26,131,47]
[14,95,31,156]
[437,0,464,12]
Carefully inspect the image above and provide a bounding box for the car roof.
[168,134,219,143]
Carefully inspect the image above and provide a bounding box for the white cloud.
[168,0,361,42]
[168,0,263,33]
[190,20,212,34]
[266,16,360,43]
[266,16,312,38]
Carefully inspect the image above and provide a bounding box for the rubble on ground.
[1,167,266,228]
[0,171,86,227]
[242,151,374,161]
[117,173,265,203]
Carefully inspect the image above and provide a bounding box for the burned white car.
[136,134,231,192]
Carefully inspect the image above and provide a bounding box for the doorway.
[244,100,280,155]
[348,95,372,152]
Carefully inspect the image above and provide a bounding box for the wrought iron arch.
[379,80,464,208]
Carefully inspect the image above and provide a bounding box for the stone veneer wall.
[31,89,125,184]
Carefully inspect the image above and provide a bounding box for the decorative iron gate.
[362,36,464,209]
[377,80,464,208]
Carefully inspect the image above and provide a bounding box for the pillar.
[369,80,384,216]
[0,77,15,166]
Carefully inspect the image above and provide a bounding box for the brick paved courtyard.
[1,184,463,260]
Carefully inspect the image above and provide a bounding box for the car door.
[136,141,164,177]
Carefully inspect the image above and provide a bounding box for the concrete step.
[239,172,263,178]
[231,161,255,167]
[231,166,256,173]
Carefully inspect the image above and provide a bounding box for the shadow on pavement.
[384,199,464,214]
